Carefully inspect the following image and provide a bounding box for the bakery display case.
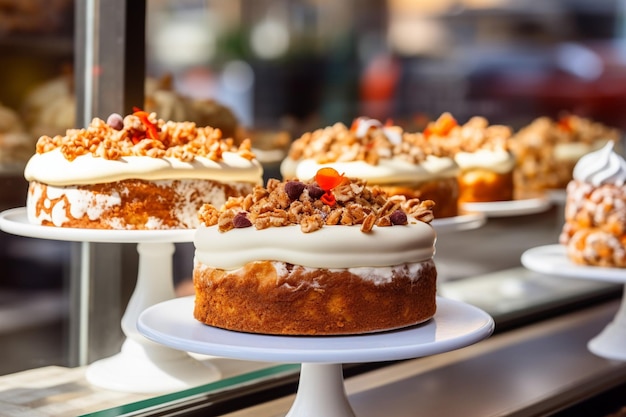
[1,1,626,416]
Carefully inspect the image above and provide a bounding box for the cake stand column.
[286,363,356,417]
[588,284,626,361]
[85,242,221,393]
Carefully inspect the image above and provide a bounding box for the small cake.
[193,168,437,335]
[424,113,516,204]
[280,117,460,218]
[559,141,626,268]
[510,114,621,194]
[24,109,263,229]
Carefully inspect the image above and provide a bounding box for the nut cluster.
[35,112,256,162]
[198,177,435,233]
[508,115,621,191]
[286,114,514,167]
[427,114,513,153]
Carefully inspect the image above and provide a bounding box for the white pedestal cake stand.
[138,296,495,417]
[0,207,220,393]
[522,244,626,361]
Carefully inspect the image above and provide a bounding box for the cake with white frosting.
[280,117,459,218]
[510,115,620,194]
[423,113,516,204]
[24,109,263,229]
[193,167,437,335]
[559,141,626,268]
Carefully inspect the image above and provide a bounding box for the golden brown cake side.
[193,260,437,335]
[458,169,514,204]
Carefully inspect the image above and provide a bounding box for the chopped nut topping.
[35,111,256,162]
[198,173,435,233]
[286,114,513,167]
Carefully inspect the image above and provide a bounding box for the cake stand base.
[286,363,355,417]
[588,286,626,362]
[85,338,221,393]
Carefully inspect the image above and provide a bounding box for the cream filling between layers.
[454,149,515,173]
[280,156,459,183]
[194,222,436,270]
[196,260,434,286]
[24,148,263,186]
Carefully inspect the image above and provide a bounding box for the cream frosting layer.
[24,148,263,186]
[573,141,626,186]
[194,222,436,270]
[554,139,610,162]
[280,156,458,184]
[454,149,515,173]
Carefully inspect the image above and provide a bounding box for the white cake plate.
[138,296,494,417]
[431,212,486,234]
[0,207,220,393]
[460,195,552,218]
[522,244,626,361]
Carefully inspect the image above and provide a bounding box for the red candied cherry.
[315,167,345,207]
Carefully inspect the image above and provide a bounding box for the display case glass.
[0,1,625,416]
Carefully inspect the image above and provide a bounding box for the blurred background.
[1,0,625,376]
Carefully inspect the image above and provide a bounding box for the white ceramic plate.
[431,212,486,234]
[0,207,196,243]
[138,296,494,364]
[521,244,626,283]
[460,196,552,218]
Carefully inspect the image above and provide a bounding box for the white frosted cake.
[280,117,459,218]
[423,113,516,204]
[193,168,438,335]
[24,109,263,229]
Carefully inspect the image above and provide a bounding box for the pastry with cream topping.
[280,117,460,218]
[509,115,621,194]
[193,168,437,335]
[424,113,516,204]
[24,109,263,229]
[559,141,626,268]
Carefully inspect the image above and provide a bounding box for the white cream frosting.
[194,222,436,270]
[573,141,626,186]
[24,148,263,186]
[454,149,515,173]
[280,156,458,184]
[554,139,610,162]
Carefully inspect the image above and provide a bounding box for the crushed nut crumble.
[35,111,256,162]
[198,175,435,233]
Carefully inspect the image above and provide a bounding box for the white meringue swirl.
[572,141,626,186]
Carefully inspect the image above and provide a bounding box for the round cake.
[24,109,263,229]
[193,168,438,335]
[559,141,626,268]
[510,114,621,194]
[280,117,459,218]
[424,113,516,204]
